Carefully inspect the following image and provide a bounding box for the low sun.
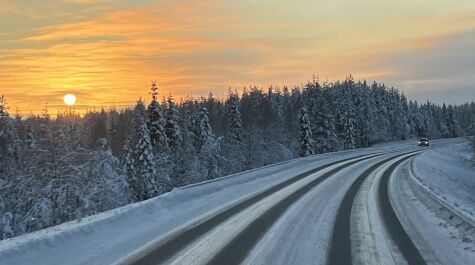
[63,94,77,106]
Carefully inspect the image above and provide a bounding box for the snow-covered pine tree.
[107,109,124,156]
[314,100,338,153]
[195,106,214,153]
[82,109,108,150]
[371,82,391,141]
[0,95,7,119]
[400,93,411,139]
[439,103,450,137]
[194,106,221,179]
[408,100,425,137]
[281,86,296,137]
[0,95,21,176]
[82,138,127,213]
[122,139,143,202]
[133,99,147,127]
[219,91,246,175]
[358,82,379,146]
[388,89,409,140]
[165,95,182,151]
[257,88,277,139]
[446,104,460,137]
[420,102,434,138]
[134,121,159,200]
[342,110,357,149]
[298,107,315,157]
[226,91,243,142]
[0,95,22,239]
[336,79,358,149]
[147,81,168,153]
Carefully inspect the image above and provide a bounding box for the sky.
[1,0,475,115]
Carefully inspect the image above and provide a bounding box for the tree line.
[1,76,474,239]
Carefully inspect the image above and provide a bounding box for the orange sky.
[1,0,475,115]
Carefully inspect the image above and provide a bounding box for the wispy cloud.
[1,0,475,114]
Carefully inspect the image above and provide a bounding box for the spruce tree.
[342,112,357,149]
[336,82,357,149]
[135,121,158,200]
[440,103,450,137]
[122,140,142,202]
[314,104,338,153]
[165,95,182,151]
[0,95,7,119]
[194,106,220,179]
[147,81,168,152]
[226,91,243,142]
[194,106,213,152]
[299,107,315,157]
[446,105,460,137]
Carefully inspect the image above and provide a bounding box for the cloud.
[1,0,475,115]
[371,30,475,104]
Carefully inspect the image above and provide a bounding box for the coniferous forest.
[1,77,475,239]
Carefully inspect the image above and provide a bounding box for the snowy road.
[1,139,473,265]
[117,140,472,265]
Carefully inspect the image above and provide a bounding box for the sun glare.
[63,94,77,106]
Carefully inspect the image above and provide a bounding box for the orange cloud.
[1,1,475,115]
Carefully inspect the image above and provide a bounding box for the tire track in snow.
[327,150,422,265]
[204,153,383,265]
[120,148,420,265]
[378,155,427,265]
[122,152,381,265]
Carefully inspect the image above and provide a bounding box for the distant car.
[418,138,429,146]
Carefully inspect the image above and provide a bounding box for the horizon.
[4,77,473,119]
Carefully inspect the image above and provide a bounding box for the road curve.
[388,156,475,265]
[119,148,424,265]
[205,153,390,265]
[121,152,383,265]
[327,151,421,265]
[377,155,427,265]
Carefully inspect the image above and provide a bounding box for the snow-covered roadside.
[0,142,413,265]
[390,159,475,265]
[411,140,475,219]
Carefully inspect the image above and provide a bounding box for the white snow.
[148,156,368,265]
[390,157,475,265]
[0,144,403,265]
[350,155,417,265]
[412,139,475,219]
[243,153,398,265]
[0,138,470,265]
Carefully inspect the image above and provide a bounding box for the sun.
[63,94,77,106]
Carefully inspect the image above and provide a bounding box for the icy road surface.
[0,138,473,265]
